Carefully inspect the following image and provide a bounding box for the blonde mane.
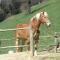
[31,12,48,22]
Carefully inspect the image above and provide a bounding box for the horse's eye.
[44,17,46,18]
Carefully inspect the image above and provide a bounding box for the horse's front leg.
[16,38,23,52]
[34,40,38,56]
[34,42,38,50]
[34,34,39,55]
[25,38,30,51]
[34,31,40,55]
[16,38,20,52]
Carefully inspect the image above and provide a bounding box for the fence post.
[29,26,34,56]
[54,32,58,53]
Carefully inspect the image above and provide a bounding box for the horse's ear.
[43,12,44,15]
[41,11,44,15]
[40,11,44,17]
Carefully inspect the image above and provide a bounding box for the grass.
[0,0,60,54]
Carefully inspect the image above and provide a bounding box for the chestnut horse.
[16,11,51,52]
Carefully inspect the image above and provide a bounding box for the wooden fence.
[0,26,34,56]
[0,27,60,55]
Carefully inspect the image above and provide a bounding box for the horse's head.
[35,11,51,27]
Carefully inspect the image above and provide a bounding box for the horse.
[16,11,51,53]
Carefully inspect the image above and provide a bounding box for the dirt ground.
[0,51,60,60]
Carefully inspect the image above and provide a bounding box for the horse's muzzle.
[47,23,51,27]
[46,20,51,27]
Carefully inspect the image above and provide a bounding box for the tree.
[0,8,6,22]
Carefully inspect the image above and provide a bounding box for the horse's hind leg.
[19,39,23,52]
[16,37,23,52]
[16,38,19,52]
[25,39,30,51]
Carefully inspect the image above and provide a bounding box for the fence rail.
[0,45,28,49]
[0,34,59,41]
[0,27,30,31]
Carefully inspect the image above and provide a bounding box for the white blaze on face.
[44,12,51,26]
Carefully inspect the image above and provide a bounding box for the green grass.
[0,0,60,54]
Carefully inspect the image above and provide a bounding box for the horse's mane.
[30,13,40,22]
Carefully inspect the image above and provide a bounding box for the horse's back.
[16,24,29,28]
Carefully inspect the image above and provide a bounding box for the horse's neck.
[30,18,41,30]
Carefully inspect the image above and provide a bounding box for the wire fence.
[0,27,60,54]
